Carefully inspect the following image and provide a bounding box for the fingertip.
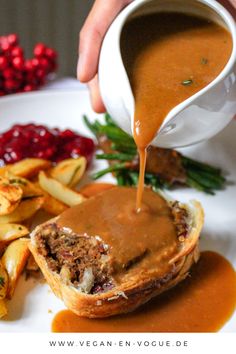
[90,90,106,113]
[88,76,106,113]
[92,100,106,114]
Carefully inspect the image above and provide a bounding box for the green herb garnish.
[84,114,226,195]
[0,276,5,288]
[181,79,193,86]
[201,57,208,65]
[9,178,27,186]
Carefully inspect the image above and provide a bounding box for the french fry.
[39,171,86,207]
[0,299,7,318]
[50,157,86,187]
[8,158,51,178]
[1,238,30,299]
[0,177,23,216]
[0,224,29,243]
[0,196,44,224]
[0,260,8,300]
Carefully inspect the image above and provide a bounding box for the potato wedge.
[0,260,8,300]
[6,175,43,199]
[0,224,29,243]
[1,238,30,299]
[0,243,6,257]
[43,193,68,215]
[0,299,7,318]
[33,181,68,216]
[8,158,51,178]
[0,196,44,224]
[0,177,23,215]
[50,157,86,187]
[39,171,85,207]
[26,254,39,272]
[0,165,12,177]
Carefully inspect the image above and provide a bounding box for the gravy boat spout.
[99,0,236,148]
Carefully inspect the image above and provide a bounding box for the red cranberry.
[34,43,46,57]
[25,72,36,83]
[10,46,24,57]
[35,68,46,79]
[4,79,19,91]
[39,57,50,73]
[2,68,15,79]
[31,58,40,68]
[50,128,60,136]
[24,59,34,71]
[2,130,14,142]
[0,90,5,96]
[4,152,17,163]
[59,129,76,139]
[14,71,24,81]
[11,126,23,137]
[7,34,19,46]
[12,56,24,70]
[0,40,11,52]
[23,84,35,92]
[0,56,8,70]
[45,47,57,60]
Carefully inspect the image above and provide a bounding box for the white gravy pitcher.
[98,0,236,148]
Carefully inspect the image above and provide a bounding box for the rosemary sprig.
[83,114,226,194]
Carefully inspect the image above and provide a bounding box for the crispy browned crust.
[29,198,204,318]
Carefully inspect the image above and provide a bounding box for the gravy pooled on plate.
[52,251,236,332]
[121,12,232,209]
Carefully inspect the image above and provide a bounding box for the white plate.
[0,90,235,333]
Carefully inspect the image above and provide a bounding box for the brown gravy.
[58,186,178,283]
[121,12,232,209]
[51,14,236,333]
[52,251,236,332]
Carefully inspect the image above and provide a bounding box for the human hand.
[77,0,133,113]
[77,0,236,114]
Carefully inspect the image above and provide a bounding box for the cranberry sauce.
[0,123,95,165]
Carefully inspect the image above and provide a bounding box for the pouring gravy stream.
[120,12,232,210]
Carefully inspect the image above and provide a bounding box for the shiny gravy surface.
[58,186,178,284]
